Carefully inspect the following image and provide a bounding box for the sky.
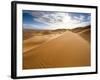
[23,10,91,30]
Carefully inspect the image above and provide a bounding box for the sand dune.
[78,29,90,42]
[71,25,90,42]
[23,33,64,53]
[23,31,90,69]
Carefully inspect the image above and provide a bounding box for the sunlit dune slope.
[23,31,90,69]
[23,29,66,53]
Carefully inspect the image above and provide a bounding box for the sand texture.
[23,26,90,69]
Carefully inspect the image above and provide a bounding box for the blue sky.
[23,10,91,30]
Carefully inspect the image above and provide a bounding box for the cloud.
[32,12,72,26]
[24,11,91,29]
[73,15,84,21]
[33,12,65,25]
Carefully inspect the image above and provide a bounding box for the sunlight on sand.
[23,26,91,69]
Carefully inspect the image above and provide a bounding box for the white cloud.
[31,12,90,29]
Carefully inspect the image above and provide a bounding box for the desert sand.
[23,26,90,69]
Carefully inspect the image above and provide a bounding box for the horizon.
[23,25,90,31]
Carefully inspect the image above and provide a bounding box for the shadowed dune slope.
[71,25,90,42]
[78,29,90,42]
[23,31,90,69]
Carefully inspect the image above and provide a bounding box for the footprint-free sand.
[23,29,90,69]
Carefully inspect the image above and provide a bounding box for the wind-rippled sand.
[23,27,90,69]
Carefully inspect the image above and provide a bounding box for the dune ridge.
[23,33,65,53]
[23,30,90,69]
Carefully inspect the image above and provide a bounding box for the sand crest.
[23,31,90,69]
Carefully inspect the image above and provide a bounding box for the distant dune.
[23,29,67,40]
[71,25,90,33]
[23,26,90,69]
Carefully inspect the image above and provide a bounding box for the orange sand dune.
[78,29,90,42]
[23,33,64,53]
[23,31,90,69]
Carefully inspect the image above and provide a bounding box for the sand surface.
[23,33,64,53]
[23,30,90,69]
